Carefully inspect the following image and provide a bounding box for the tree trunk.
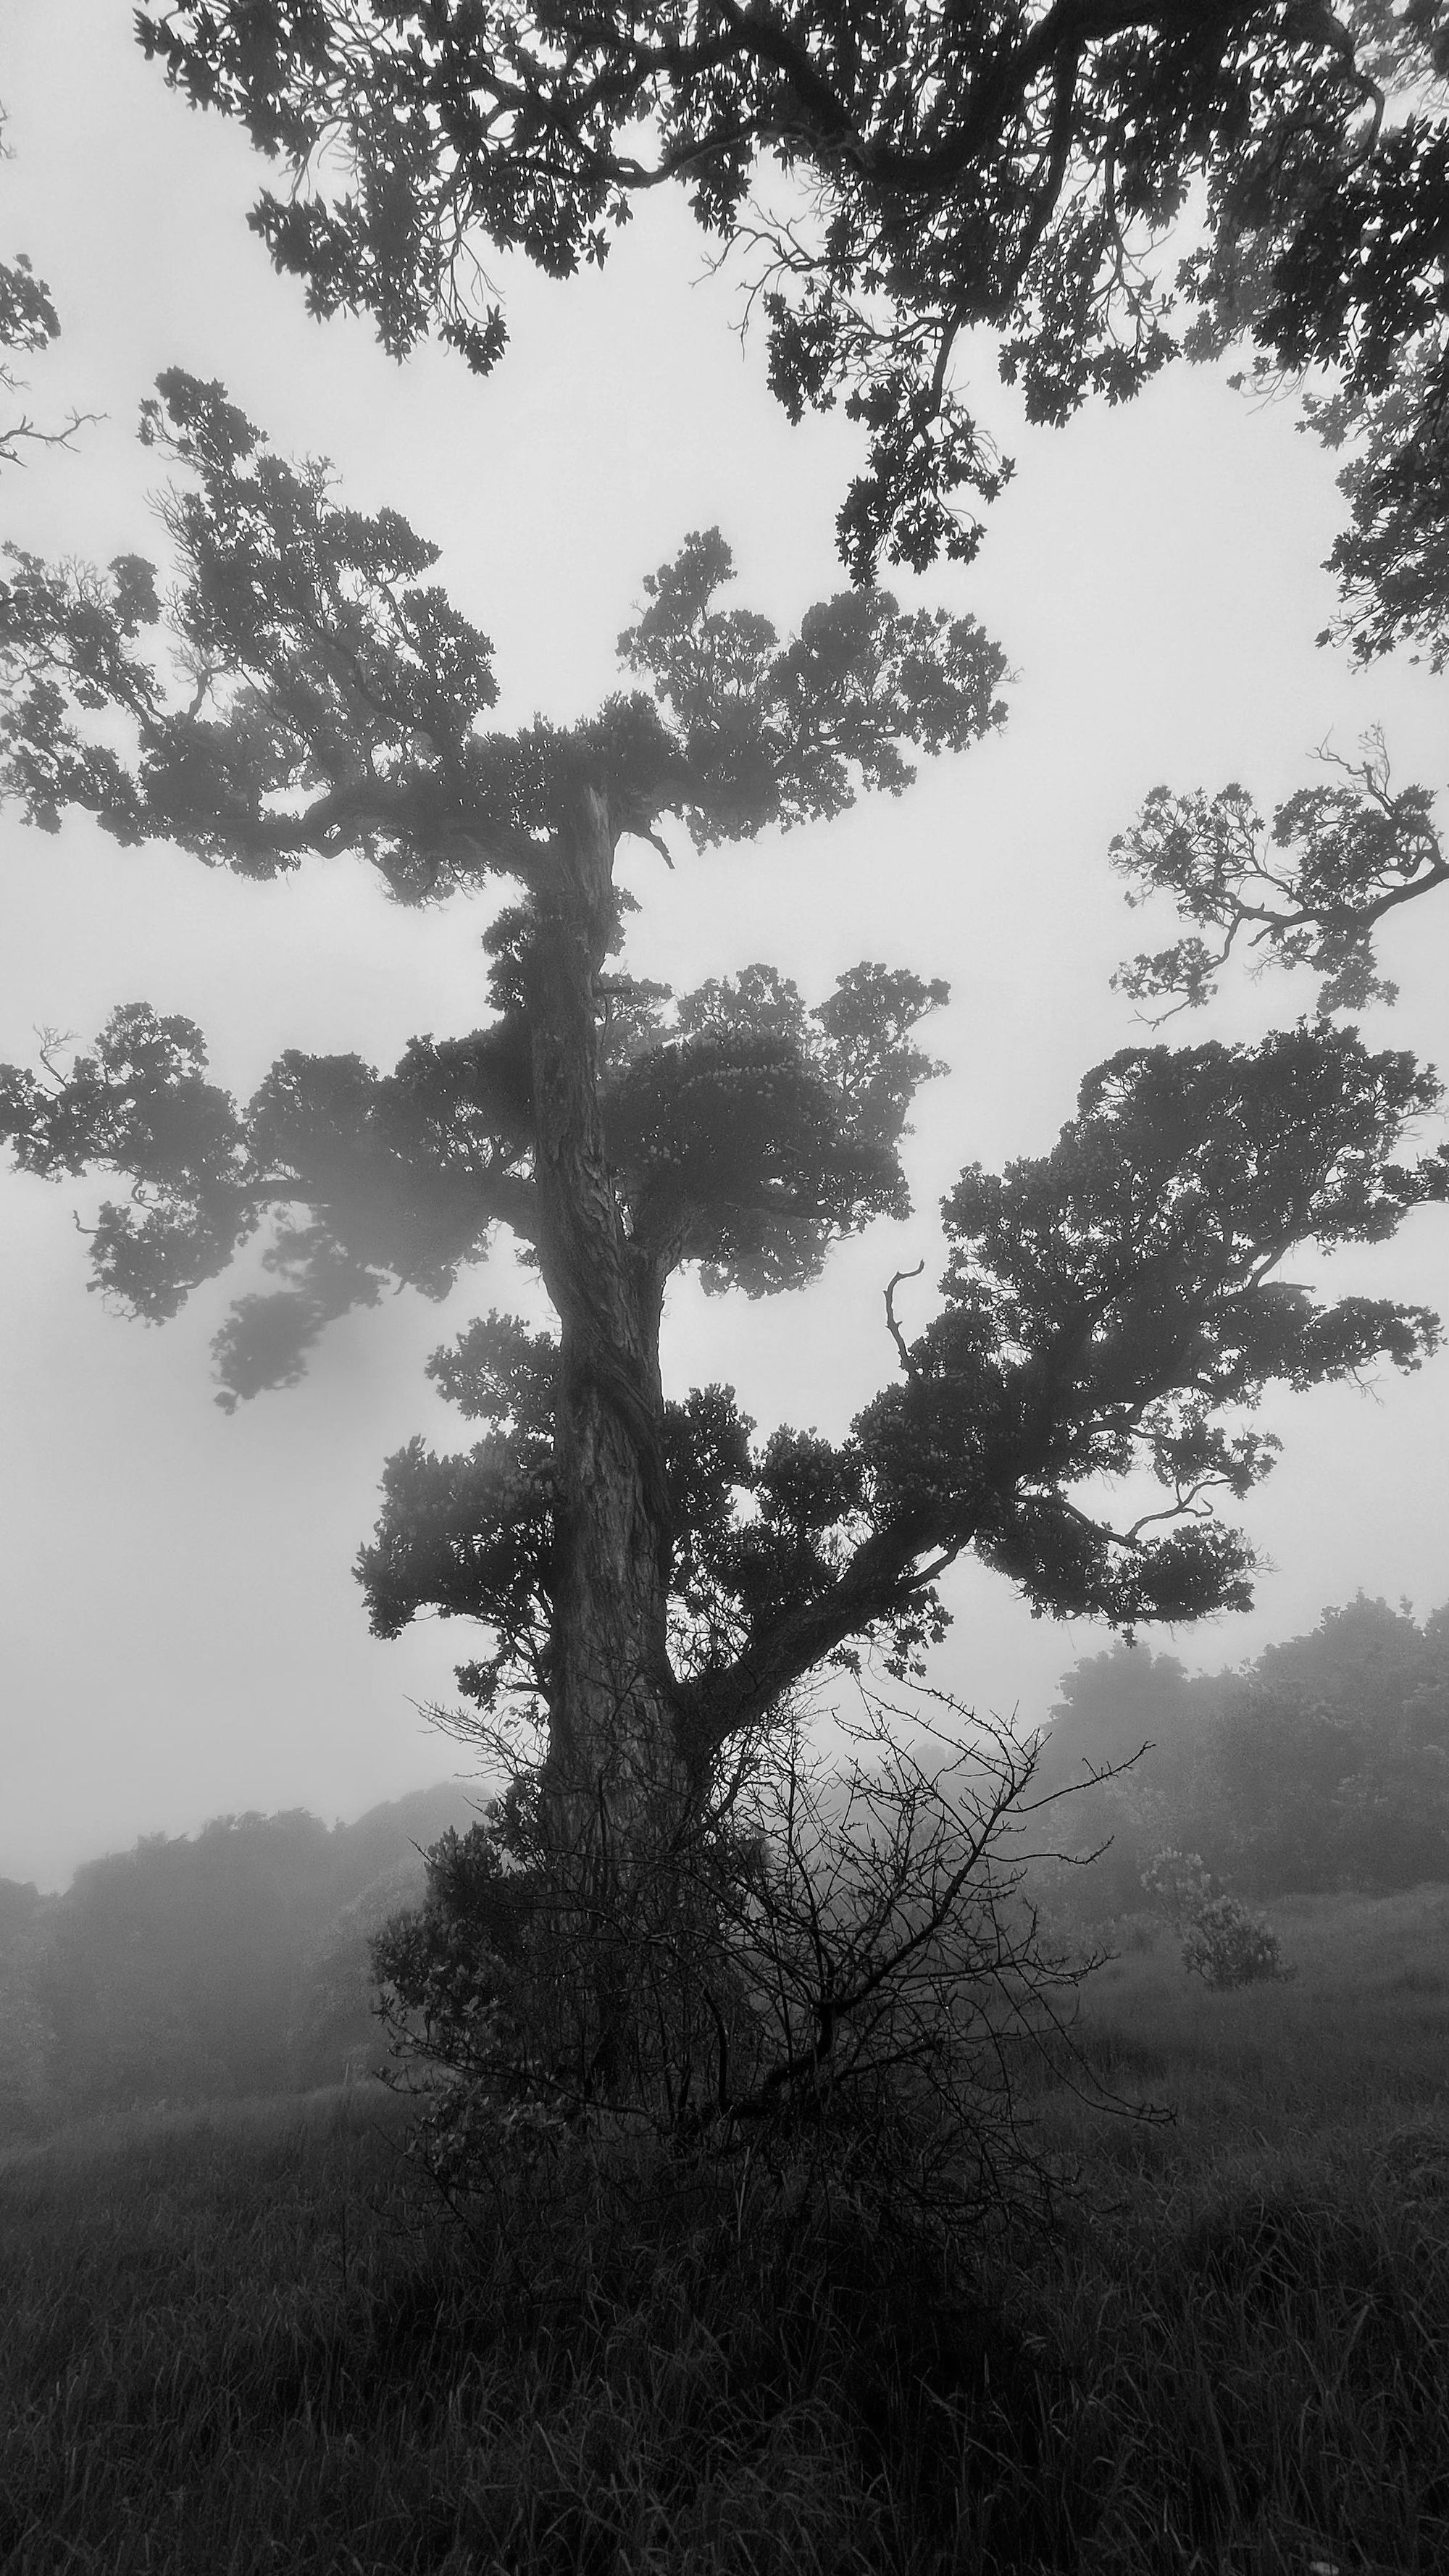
[524,785,685,1878]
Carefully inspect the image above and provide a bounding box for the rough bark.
[524,785,685,1875]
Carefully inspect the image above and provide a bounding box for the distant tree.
[289,1856,430,2088]
[1043,1594,1449,1911]
[1252,1593,1449,1882]
[1031,1638,1202,1913]
[1,372,1445,2105]
[36,1810,336,2108]
[135,4,1449,603]
[21,1794,478,2115]
[1255,1587,1432,1712]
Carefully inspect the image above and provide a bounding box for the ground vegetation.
[2,1883,1446,2573]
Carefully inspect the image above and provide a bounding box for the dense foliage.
[138,4,1449,618]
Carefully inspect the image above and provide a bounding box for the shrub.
[1141,1848,1287,1989]
[370,1694,1134,2243]
[1179,1892,1287,1990]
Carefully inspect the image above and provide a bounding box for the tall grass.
[2,1889,1447,2572]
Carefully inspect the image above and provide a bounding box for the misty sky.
[1,0,1446,1894]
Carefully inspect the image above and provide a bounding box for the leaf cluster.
[1111,738,1449,1018]
[0,375,1006,889]
[0,947,953,1413]
[854,1026,1446,1630]
[0,99,94,468]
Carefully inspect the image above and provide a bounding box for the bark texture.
[525,786,683,1869]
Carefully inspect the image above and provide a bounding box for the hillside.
[0,1783,480,2133]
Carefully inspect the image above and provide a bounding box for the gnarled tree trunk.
[524,784,685,1907]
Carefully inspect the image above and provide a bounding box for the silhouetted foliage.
[1112,732,1449,1019]
[135,5,1449,603]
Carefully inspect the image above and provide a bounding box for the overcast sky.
[2,0,1446,1893]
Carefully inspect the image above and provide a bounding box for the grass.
[1,1888,1447,2572]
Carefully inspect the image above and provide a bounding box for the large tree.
[1,372,1445,1897]
[4,9,1448,2124]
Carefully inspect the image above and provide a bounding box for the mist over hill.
[4,1592,1448,2140]
[1033,1592,1449,1920]
[0,1783,479,2135]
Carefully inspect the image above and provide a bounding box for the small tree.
[1179,1893,1286,1990]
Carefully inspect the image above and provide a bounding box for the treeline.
[0,1785,476,2137]
[1035,1594,1449,1920]
[4,1594,1445,2136]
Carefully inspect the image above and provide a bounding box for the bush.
[1179,1893,1287,1990]
[1140,1848,1288,1989]
[370,1694,1131,2243]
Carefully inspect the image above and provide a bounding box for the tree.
[1,368,1445,2033]
[6,9,1449,2142]
[1040,1594,1449,1910]
[135,3,1449,603]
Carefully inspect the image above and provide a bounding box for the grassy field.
[1,1886,1446,2574]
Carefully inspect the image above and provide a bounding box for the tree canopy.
[119,7,1449,1016]
[136,2,1449,618]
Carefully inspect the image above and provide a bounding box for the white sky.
[1,0,1445,1892]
